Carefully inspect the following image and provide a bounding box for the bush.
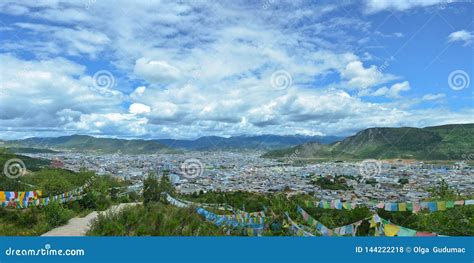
[79,190,111,211]
[79,175,120,210]
[398,178,409,185]
[44,202,74,227]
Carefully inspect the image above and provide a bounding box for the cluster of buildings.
[23,151,473,202]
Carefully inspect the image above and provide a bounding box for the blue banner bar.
[0,237,472,263]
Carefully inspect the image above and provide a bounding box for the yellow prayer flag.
[369,217,377,228]
[399,203,407,212]
[342,202,348,209]
[0,192,5,202]
[383,224,400,237]
[437,201,446,211]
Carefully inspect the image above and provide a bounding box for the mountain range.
[0,134,340,154]
[2,135,174,154]
[156,135,341,151]
[262,124,474,160]
[1,123,471,159]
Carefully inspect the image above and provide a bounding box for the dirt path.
[41,202,140,236]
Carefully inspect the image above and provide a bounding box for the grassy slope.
[0,151,129,235]
[88,203,226,236]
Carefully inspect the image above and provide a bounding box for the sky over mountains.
[0,0,472,140]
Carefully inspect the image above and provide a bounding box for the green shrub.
[79,190,111,211]
[44,202,74,227]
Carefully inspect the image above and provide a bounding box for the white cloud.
[363,81,411,98]
[340,60,395,89]
[448,30,473,46]
[388,81,411,98]
[0,54,126,134]
[134,57,182,84]
[129,103,151,114]
[422,93,446,101]
[393,32,404,38]
[364,0,447,13]
[10,23,110,58]
[67,113,149,136]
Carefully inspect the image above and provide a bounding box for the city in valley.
[24,151,473,202]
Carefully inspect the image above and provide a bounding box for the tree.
[398,178,409,185]
[143,174,160,206]
[157,174,175,198]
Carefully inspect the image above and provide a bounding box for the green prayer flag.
[446,201,454,208]
[398,227,417,236]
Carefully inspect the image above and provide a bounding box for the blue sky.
[0,0,472,140]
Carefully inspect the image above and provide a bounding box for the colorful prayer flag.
[383,224,400,237]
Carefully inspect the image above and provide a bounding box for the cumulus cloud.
[0,54,129,135]
[134,57,182,84]
[129,103,151,115]
[340,60,395,89]
[448,30,473,46]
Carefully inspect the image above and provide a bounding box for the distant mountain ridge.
[4,135,175,154]
[1,134,342,153]
[156,135,341,150]
[262,124,474,160]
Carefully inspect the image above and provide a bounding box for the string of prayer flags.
[167,194,239,212]
[196,207,265,232]
[333,221,362,236]
[165,193,191,208]
[0,190,42,202]
[296,206,366,236]
[370,214,440,237]
[1,186,85,209]
[165,193,267,225]
[285,212,315,237]
[302,198,473,214]
[0,194,84,209]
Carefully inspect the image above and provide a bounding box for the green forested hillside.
[5,135,175,154]
[0,149,49,179]
[263,124,474,160]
